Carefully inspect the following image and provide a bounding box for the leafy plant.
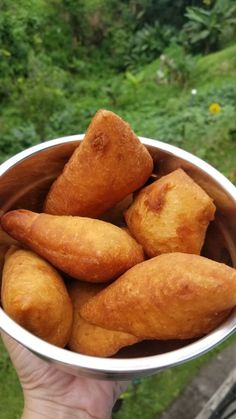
[0,121,40,163]
[156,43,198,87]
[16,52,67,138]
[125,21,175,70]
[182,0,236,53]
[125,71,144,86]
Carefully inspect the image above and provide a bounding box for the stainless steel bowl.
[0,135,235,380]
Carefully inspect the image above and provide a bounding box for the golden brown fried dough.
[1,210,144,282]
[67,281,139,357]
[1,246,73,347]
[0,227,18,302]
[81,253,236,340]
[44,109,153,217]
[125,169,216,257]
[0,227,17,273]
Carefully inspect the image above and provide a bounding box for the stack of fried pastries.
[1,109,236,358]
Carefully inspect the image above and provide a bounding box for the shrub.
[124,21,176,70]
[181,0,236,54]
[156,43,198,87]
[0,120,40,163]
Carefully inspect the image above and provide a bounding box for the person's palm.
[1,332,128,419]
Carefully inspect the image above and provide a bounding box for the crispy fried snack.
[0,227,18,301]
[125,168,216,257]
[1,246,73,347]
[44,109,153,218]
[1,210,144,282]
[67,281,139,357]
[0,227,17,272]
[80,253,236,340]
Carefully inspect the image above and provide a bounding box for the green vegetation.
[0,339,23,419]
[0,0,236,174]
[182,0,236,53]
[0,1,236,418]
[1,43,236,179]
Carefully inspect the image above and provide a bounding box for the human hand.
[1,331,129,419]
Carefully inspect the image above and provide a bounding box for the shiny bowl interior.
[0,135,235,380]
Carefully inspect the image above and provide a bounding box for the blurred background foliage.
[0,0,235,177]
[0,1,236,418]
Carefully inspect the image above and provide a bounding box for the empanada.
[1,246,73,347]
[67,281,139,357]
[44,109,153,217]
[81,253,236,340]
[125,168,216,257]
[1,210,144,282]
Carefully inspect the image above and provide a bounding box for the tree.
[182,0,236,53]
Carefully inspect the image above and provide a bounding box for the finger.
[112,380,130,403]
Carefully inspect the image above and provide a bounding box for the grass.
[191,44,236,86]
[1,46,236,175]
[0,338,23,419]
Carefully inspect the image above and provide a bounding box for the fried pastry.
[67,281,139,357]
[81,253,236,340]
[1,246,73,347]
[44,109,153,217]
[1,210,144,282]
[125,168,216,257]
[0,227,18,301]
